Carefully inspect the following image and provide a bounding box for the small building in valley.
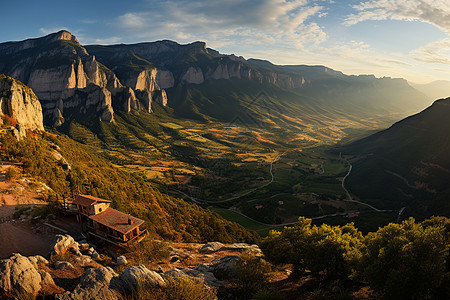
[72,194,146,246]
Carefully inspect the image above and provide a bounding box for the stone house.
[72,194,146,245]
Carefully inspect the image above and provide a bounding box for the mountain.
[342,97,450,218]
[410,80,450,102]
[86,41,428,127]
[0,31,428,137]
[0,31,167,127]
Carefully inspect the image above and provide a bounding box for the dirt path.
[0,221,56,259]
[0,162,56,258]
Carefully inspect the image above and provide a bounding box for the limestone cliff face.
[181,67,205,84]
[0,75,44,132]
[155,70,175,89]
[0,31,163,127]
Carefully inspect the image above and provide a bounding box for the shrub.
[130,276,217,300]
[359,218,448,299]
[261,217,362,277]
[235,250,272,292]
[127,238,170,265]
[5,166,20,180]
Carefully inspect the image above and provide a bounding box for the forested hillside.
[0,129,260,243]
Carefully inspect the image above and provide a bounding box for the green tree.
[359,218,448,299]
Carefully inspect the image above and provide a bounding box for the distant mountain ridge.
[342,96,450,219]
[410,80,450,102]
[0,30,429,144]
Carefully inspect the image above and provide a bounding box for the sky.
[0,0,449,83]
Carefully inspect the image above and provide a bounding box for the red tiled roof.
[88,208,144,234]
[73,195,112,206]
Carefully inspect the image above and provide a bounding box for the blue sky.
[1,0,449,83]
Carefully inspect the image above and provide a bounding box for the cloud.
[344,0,450,33]
[116,0,328,48]
[410,38,450,64]
[39,26,70,35]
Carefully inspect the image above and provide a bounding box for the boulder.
[55,267,120,300]
[38,270,55,286]
[0,253,42,296]
[209,255,240,274]
[199,242,225,253]
[164,268,187,279]
[219,243,262,254]
[116,256,127,266]
[28,255,49,269]
[52,234,79,255]
[183,267,222,287]
[74,255,94,267]
[78,241,90,252]
[112,265,165,294]
[54,261,74,270]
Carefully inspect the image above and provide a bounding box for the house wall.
[92,203,110,215]
[91,219,126,242]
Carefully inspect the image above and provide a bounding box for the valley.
[0,30,440,237]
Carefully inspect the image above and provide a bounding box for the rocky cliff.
[0,75,44,136]
[0,31,168,127]
[86,41,309,90]
[0,31,427,131]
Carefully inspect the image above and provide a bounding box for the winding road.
[170,153,283,204]
[341,161,393,212]
[171,152,404,228]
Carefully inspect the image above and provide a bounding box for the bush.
[235,250,272,293]
[359,218,448,299]
[127,238,170,265]
[5,166,20,180]
[129,276,217,300]
[261,217,362,277]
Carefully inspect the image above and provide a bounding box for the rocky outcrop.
[156,69,175,89]
[0,253,50,297]
[56,267,120,300]
[0,31,166,127]
[154,89,168,106]
[112,265,166,294]
[0,75,44,132]
[219,243,262,254]
[52,234,79,255]
[199,242,225,253]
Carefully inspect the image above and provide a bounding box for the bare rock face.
[0,75,44,132]
[156,69,175,89]
[124,69,159,92]
[52,234,79,255]
[199,242,225,253]
[181,66,205,84]
[0,253,43,296]
[135,90,152,112]
[113,87,140,113]
[55,267,120,300]
[153,89,168,106]
[112,265,166,294]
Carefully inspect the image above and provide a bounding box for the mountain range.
[0,30,445,230]
[0,30,429,138]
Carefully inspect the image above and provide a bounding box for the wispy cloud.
[343,0,450,33]
[116,0,328,48]
[410,38,450,64]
